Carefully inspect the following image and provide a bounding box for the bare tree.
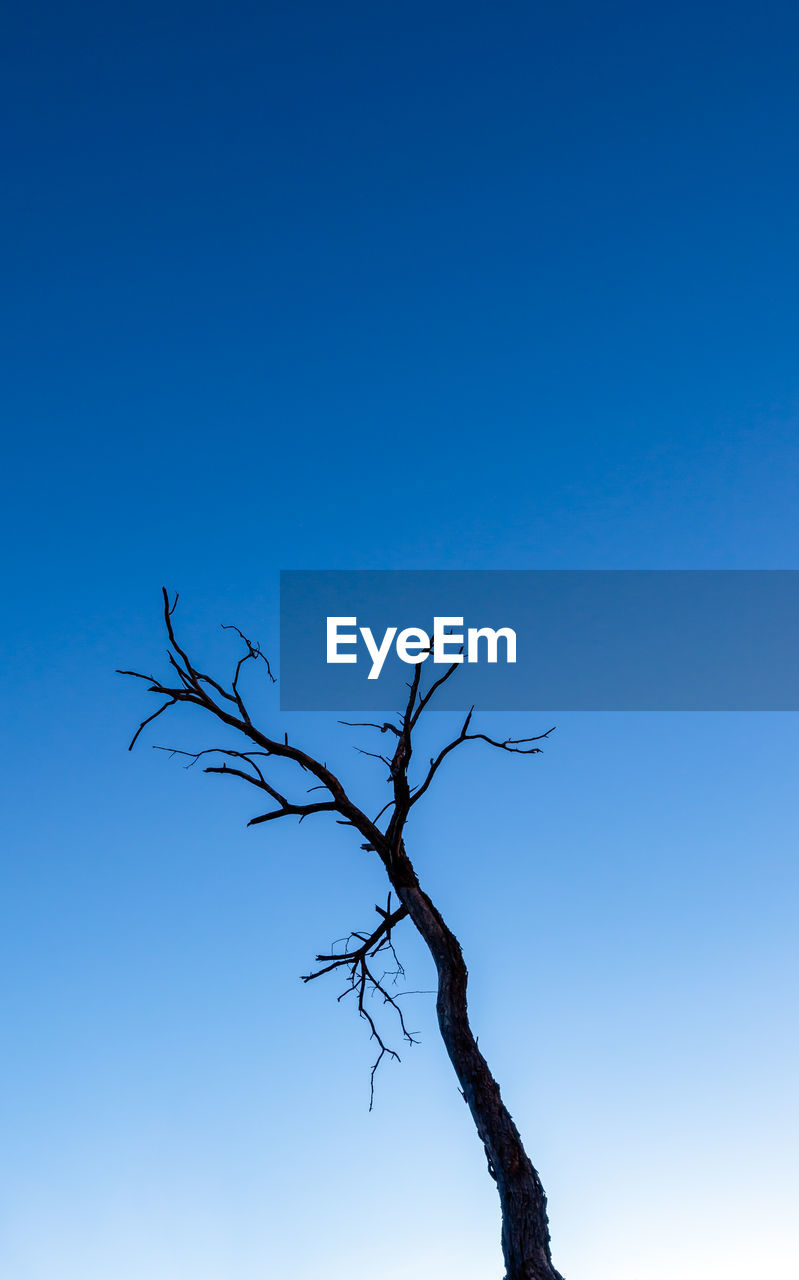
[120,590,564,1280]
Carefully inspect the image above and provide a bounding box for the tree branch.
[410,710,556,807]
[117,588,387,858]
[302,898,414,1108]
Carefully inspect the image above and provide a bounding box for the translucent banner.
[279,570,799,711]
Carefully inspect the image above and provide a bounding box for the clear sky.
[1,2,798,1277]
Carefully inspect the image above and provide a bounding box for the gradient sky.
[1,2,798,1277]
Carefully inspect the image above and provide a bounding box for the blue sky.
[1,2,798,1277]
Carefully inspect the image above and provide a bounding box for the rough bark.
[392,845,564,1280]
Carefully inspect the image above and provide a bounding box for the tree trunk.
[393,851,564,1280]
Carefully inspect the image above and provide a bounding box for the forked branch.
[410,708,555,806]
[120,592,553,1103]
[302,897,415,1107]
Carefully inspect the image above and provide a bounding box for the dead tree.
[120,590,564,1280]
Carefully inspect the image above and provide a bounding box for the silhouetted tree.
[121,590,563,1280]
